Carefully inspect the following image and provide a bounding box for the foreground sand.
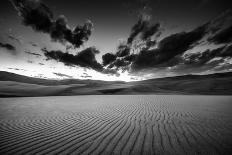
[0,95,232,155]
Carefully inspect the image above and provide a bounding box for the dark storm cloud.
[116,44,130,57]
[43,47,102,71]
[113,23,207,71]
[10,0,93,48]
[102,53,117,66]
[127,16,160,45]
[220,44,232,57]
[0,42,16,54]
[184,45,232,65]
[102,43,135,68]
[25,51,42,57]
[10,0,53,33]
[43,47,118,75]
[50,15,93,47]
[108,59,130,69]
[125,0,160,47]
[161,45,232,76]
[103,14,208,71]
[127,17,149,44]
[208,25,232,44]
[102,16,161,69]
[124,54,137,62]
[101,4,232,75]
[208,10,231,29]
[206,10,232,43]
[107,54,138,71]
[131,24,208,71]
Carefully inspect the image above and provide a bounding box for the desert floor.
[0,95,232,155]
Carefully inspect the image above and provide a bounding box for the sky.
[0,0,232,81]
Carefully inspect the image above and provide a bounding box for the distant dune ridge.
[0,71,232,97]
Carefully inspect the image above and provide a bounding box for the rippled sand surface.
[0,95,232,155]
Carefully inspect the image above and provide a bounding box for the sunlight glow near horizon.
[0,50,142,82]
[0,63,142,82]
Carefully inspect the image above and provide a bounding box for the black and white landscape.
[0,0,232,154]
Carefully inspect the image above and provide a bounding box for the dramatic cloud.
[184,45,232,65]
[105,23,208,72]
[10,0,93,48]
[127,15,160,45]
[43,47,102,71]
[208,25,232,44]
[101,10,232,77]
[138,45,232,77]
[102,53,117,66]
[0,42,16,54]
[207,10,232,33]
[102,15,161,71]
[127,17,149,44]
[43,47,118,75]
[131,24,208,71]
[116,44,130,57]
[7,0,232,79]
[108,58,131,69]
[10,0,53,33]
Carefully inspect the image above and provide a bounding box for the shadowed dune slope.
[0,95,232,154]
[0,71,232,96]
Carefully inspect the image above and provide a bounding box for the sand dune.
[0,95,232,154]
[1,71,232,97]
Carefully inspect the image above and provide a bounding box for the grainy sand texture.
[0,95,232,155]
